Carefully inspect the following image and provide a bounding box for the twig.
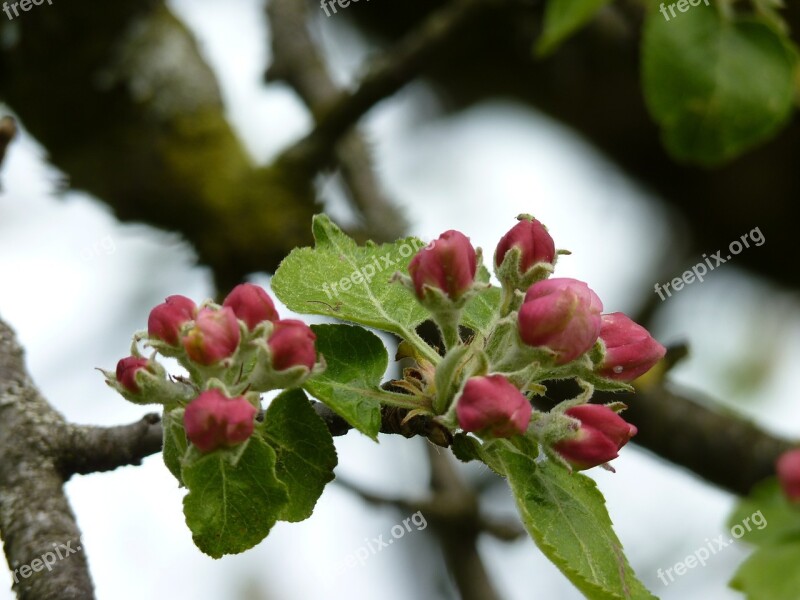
[275,0,507,171]
[266,0,408,241]
[58,414,163,478]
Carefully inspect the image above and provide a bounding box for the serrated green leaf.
[162,408,188,485]
[261,389,337,522]
[536,0,611,56]
[271,215,433,355]
[182,436,289,558]
[642,8,797,165]
[728,478,800,546]
[304,324,388,439]
[462,283,502,337]
[730,540,800,600]
[500,450,657,600]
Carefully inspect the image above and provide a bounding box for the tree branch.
[58,414,163,478]
[266,0,408,241]
[0,318,95,600]
[275,0,507,172]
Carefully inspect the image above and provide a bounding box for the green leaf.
[728,478,800,547]
[500,450,656,599]
[162,408,188,485]
[182,436,289,558]
[304,324,388,439]
[271,215,431,353]
[261,389,338,522]
[642,8,797,165]
[536,0,611,56]
[461,267,502,336]
[730,540,800,600]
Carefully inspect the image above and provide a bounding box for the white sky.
[1,0,798,598]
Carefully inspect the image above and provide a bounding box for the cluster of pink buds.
[401,214,664,471]
[106,283,320,454]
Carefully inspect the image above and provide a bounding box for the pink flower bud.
[554,404,637,470]
[223,283,279,330]
[184,389,257,453]
[148,295,197,345]
[182,307,240,365]
[777,449,800,503]
[115,356,149,393]
[597,313,666,381]
[518,278,603,364]
[268,319,317,371]
[495,217,556,273]
[456,375,532,437]
[408,230,477,301]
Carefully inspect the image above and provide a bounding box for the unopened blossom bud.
[184,390,257,453]
[456,375,532,437]
[408,230,477,301]
[596,312,666,381]
[777,449,800,503]
[268,319,317,371]
[223,283,279,330]
[553,404,637,470]
[182,307,240,365]
[495,216,556,273]
[148,295,197,345]
[115,356,150,393]
[518,278,603,364]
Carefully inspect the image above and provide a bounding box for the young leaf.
[536,0,611,56]
[642,8,797,165]
[271,215,431,356]
[500,450,656,599]
[162,407,188,485]
[728,478,800,547]
[182,436,289,558]
[730,540,800,600]
[304,324,388,440]
[461,266,502,336]
[261,388,338,522]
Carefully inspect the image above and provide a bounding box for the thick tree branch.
[0,318,95,600]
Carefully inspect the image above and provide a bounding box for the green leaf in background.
[162,408,188,485]
[271,214,429,346]
[536,0,611,56]
[730,540,800,600]
[728,478,800,546]
[182,436,289,558]
[500,450,657,600]
[642,7,797,165]
[304,324,389,439]
[261,389,338,522]
[727,477,800,598]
